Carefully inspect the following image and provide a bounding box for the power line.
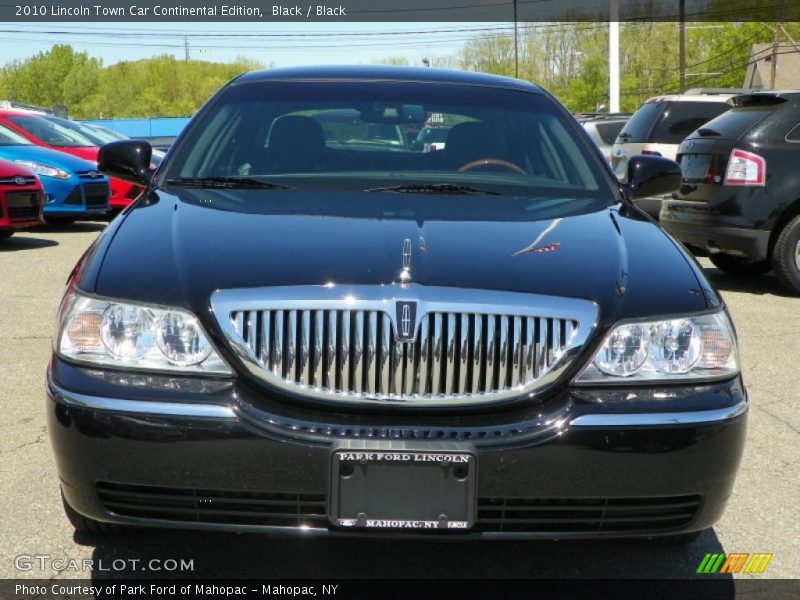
[620,46,800,96]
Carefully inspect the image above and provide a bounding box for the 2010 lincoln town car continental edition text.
[47,66,747,541]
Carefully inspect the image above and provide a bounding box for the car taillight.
[724,149,766,186]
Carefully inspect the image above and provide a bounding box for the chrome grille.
[234,310,576,398]
[215,285,596,407]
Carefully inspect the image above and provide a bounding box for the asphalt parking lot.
[1,221,798,582]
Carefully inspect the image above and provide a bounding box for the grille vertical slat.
[551,318,560,366]
[285,311,297,381]
[340,312,351,392]
[402,333,415,396]
[325,311,336,389]
[471,315,483,394]
[272,311,283,376]
[512,316,523,387]
[537,317,548,379]
[391,327,402,396]
[445,313,457,396]
[298,311,310,385]
[498,315,509,389]
[352,312,365,394]
[247,311,258,358]
[259,311,270,366]
[485,316,496,393]
[379,314,391,395]
[366,312,377,394]
[458,314,469,395]
[234,307,581,403]
[418,317,431,395]
[312,311,324,388]
[432,313,444,395]
[525,317,535,383]
[234,312,245,348]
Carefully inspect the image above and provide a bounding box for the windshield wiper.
[364,183,500,195]
[165,177,292,190]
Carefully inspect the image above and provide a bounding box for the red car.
[0,110,142,211]
[0,158,43,241]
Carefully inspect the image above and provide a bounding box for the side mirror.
[625,155,681,199]
[98,140,153,186]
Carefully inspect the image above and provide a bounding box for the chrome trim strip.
[570,400,747,427]
[48,383,236,419]
[211,284,599,407]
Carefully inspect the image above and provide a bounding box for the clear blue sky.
[0,22,511,68]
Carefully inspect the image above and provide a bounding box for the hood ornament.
[399,238,412,287]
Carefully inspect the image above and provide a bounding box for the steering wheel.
[458,158,527,175]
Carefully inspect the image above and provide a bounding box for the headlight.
[575,310,738,383]
[14,160,69,179]
[57,288,231,375]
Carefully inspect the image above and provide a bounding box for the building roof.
[744,43,800,89]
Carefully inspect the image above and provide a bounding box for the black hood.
[85,188,713,332]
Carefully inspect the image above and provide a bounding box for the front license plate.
[329,449,477,531]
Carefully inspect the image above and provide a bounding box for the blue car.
[0,123,109,221]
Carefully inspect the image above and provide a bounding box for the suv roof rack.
[0,100,69,117]
[0,100,53,114]
[683,88,754,96]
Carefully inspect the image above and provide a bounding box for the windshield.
[0,123,33,146]
[88,126,128,142]
[44,117,113,145]
[166,80,612,201]
[7,115,96,147]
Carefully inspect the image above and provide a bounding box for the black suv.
[612,89,747,218]
[661,91,800,295]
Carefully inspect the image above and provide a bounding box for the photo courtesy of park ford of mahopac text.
[0,0,799,598]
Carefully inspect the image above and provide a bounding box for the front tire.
[709,253,771,277]
[0,230,13,242]
[773,215,800,295]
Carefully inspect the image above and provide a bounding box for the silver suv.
[612,88,747,217]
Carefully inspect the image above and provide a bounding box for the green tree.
[0,45,265,118]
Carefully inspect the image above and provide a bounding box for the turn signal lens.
[66,312,103,352]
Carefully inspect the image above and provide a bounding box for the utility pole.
[770,21,778,89]
[513,0,519,78]
[679,0,686,92]
[609,0,620,113]
[184,36,189,61]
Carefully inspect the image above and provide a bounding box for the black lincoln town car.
[48,66,746,542]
